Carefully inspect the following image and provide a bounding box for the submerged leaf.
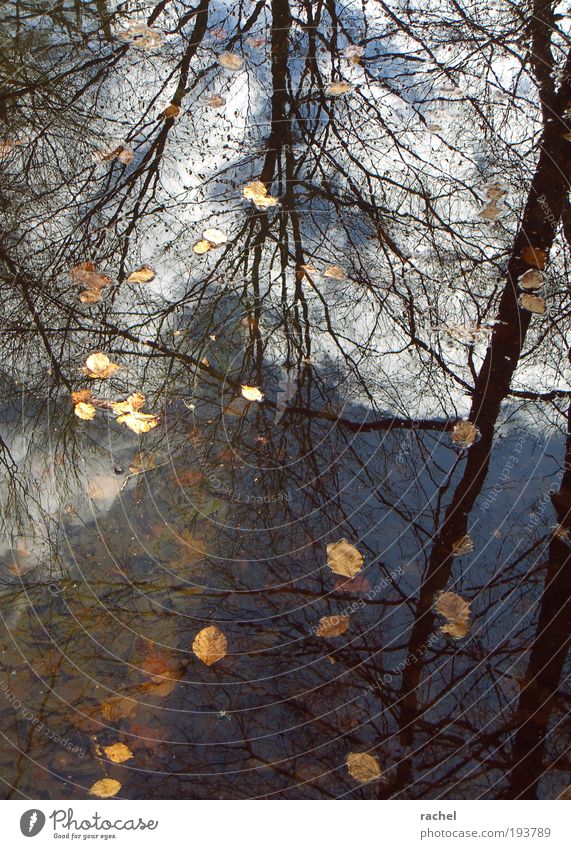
[326,81,352,96]
[324,264,346,280]
[193,625,228,666]
[346,752,382,783]
[89,778,121,798]
[315,615,350,637]
[342,44,364,64]
[102,742,134,764]
[326,539,364,578]
[219,52,243,70]
[207,94,226,108]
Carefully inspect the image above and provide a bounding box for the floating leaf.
[116,411,159,434]
[479,201,501,220]
[160,103,180,119]
[435,590,471,640]
[129,451,156,474]
[193,625,228,666]
[219,52,243,70]
[83,353,119,379]
[241,385,264,402]
[315,615,350,637]
[326,539,364,578]
[246,35,266,48]
[518,269,543,290]
[118,147,134,164]
[71,389,92,405]
[520,293,545,314]
[110,392,146,415]
[326,81,352,96]
[79,289,103,304]
[193,239,212,255]
[451,420,480,447]
[207,94,226,108]
[89,778,121,798]
[202,228,227,246]
[346,752,382,783]
[127,265,155,284]
[324,264,346,280]
[74,401,96,421]
[118,24,163,49]
[452,534,474,556]
[242,181,279,209]
[70,262,111,290]
[486,182,507,200]
[521,246,547,269]
[177,469,203,487]
[102,742,134,764]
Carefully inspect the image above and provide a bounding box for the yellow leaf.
[193,625,228,666]
[324,264,346,280]
[326,539,364,578]
[89,778,121,798]
[440,620,469,638]
[116,411,159,434]
[110,392,146,414]
[79,289,103,304]
[74,401,96,421]
[521,246,547,269]
[451,420,479,447]
[219,52,243,70]
[326,81,352,96]
[242,181,279,209]
[518,270,543,290]
[241,384,264,402]
[193,239,212,255]
[83,352,119,379]
[520,293,546,314]
[346,752,382,783]
[315,615,350,637]
[127,265,155,284]
[435,591,470,623]
[103,742,134,764]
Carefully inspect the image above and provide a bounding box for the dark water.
[0,0,570,800]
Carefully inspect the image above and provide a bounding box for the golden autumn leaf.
[326,81,352,96]
[74,401,96,420]
[79,288,103,304]
[519,293,546,314]
[440,620,469,639]
[324,264,346,280]
[160,103,180,119]
[193,239,212,255]
[435,590,471,639]
[315,615,350,638]
[242,180,279,209]
[89,778,121,798]
[83,352,119,379]
[103,742,134,764]
[241,384,264,402]
[521,246,547,269]
[70,262,112,290]
[110,392,146,414]
[116,411,159,434]
[451,420,480,447]
[207,94,226,108]
[518,269,543,290]
[326,539,364,578]
[219,52,243,70]
[127,265,155,284]
[346,752,382,783]
[193,625,228,666]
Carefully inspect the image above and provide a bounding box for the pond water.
[0,0,570,800]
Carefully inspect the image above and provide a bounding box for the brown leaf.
[83,352,119,379]
[100,695,138,722]
[518,269,544,290]
[160,103,180,119]
[207,94,226,108]
[479,201,501,220]
[519,293,546,314]
[219,52,243,70]
[451,420,480,447]
[326,81,352,96]
[102,742,134,764]
[193,625,228,666]
[177,469,203,487]
[521,246,547,269]
[346,752,382,783]
[118,147,134,165]
[435,591,471,623]
[70,262,112,290]
[315,615,350,637]
[127,266,155,284]
[110,392,146,414]
[326,539,364,578]
[71,389,92,404]
[79,289,103,304]
[89,778,121,798]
